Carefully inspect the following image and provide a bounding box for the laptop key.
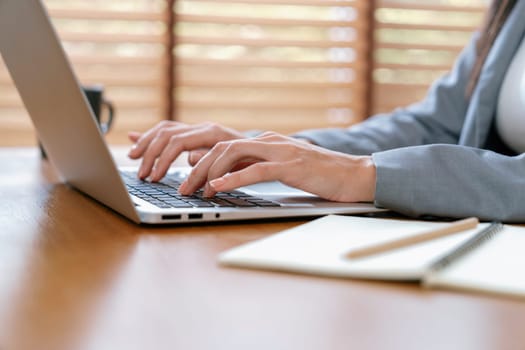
[223,198,257,207]
[187,201,214,208]
[156,204,173,209]
[122,171,279,209]
[171,203,193,208]
[209,198,235,207]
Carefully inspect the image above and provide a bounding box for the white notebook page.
[424,225,525,298]
[219,215,483,281]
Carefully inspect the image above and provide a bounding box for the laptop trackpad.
[240,181,319,207]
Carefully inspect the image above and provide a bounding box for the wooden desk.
[1,147,524,350]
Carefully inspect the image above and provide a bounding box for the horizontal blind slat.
[377,42,464,52]
[48,8,164,21]
[178,79,361,89]
[178,36,365,49]
[375,22,479,32]
[179,101,362,109]
[69,55,164,65]
[58,32,163,44]
[178,57,362,69]
[177,14,367,29]
[377,0,485,12]
[185,0,367,8]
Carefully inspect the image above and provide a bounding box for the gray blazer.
[294,1,525,222]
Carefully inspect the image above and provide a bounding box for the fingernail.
[206,182,220,197]
[151,167,158,180]
[178,180,188,193]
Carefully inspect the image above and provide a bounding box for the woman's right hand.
[127,121,245,181]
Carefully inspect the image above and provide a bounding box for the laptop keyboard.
[120,171,280,209]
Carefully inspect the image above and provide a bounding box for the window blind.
[0,0,168,146]
[174,0,373,134]
[0,0,487,145]
[372,0,486,114]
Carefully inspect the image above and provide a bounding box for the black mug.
[83,84,115,134]
[40,85,115,158]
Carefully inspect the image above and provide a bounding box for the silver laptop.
[0,0,384,224]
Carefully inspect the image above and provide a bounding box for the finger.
[231,160,258,172]
[138,131,173,179]
[128,131,142,143]
[127,131,142,158]
[208,162,281,195]
[128,121,176,159]
[187,149,208,166]
[150,128,234,181]
[181,140,279,195]
[178,158,258,195]
[206,140,283,182]
[189,150,256,169]
[137,125,196,178]
[179,141,232,195]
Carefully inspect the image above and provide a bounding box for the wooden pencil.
[345,217,480,259]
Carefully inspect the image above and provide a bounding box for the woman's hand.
[128,121,245,181]
[179,132,376,203]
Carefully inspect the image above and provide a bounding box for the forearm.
[372,144,525,222]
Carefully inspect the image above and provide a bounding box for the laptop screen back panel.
[0,0,140,222]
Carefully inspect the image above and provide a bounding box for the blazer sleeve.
[372,145,525,222]
[294,34,525,222]
[293,35,479,155]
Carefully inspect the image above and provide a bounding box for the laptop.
[0,0,384,224]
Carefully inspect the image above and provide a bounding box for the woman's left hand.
[178,132,376,203]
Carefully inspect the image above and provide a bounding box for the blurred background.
[0,0,486,146]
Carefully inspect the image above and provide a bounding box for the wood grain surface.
[1,147,524,350]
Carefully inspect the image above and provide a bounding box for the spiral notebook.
[219,215,525,300]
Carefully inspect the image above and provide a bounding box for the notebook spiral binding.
[426,222,504,274]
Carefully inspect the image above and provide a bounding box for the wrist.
[356,156,376,202]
